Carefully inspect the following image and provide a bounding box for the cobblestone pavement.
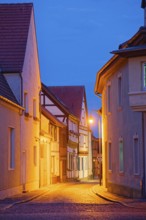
[0,182,146,219]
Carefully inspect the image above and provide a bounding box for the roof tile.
[47,86,86,119]
[0,3,32,72]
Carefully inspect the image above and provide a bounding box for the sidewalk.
[92,184,146,209]
[0,188,49,211]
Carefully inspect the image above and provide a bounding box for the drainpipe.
[19,73,26,192]
[142,112,146,197]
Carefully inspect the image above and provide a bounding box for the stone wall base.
[107,182,142,199]
[0,185,22,199]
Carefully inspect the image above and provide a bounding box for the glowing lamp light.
[88,117,94,124]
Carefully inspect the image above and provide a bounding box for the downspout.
[142,112,146,197]
[77,120,80,179]
[19,73,26,192]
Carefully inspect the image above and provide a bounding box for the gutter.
[0,95,24,110]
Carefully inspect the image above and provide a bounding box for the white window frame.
[133,134,140,175]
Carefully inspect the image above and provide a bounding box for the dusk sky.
[0,0,144,135]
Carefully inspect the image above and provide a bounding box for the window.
[62,160,66,175]
[33,99,37,119]
[108,142,112,171]
[69,154,71,170]
[118,76,122,107]
[9,127,15,169]
[142,63,146,90]
[33,146,37,166]
[51,156,55,173]
[54,127,57,141]
[67,152,69,169]
[78,157,80,170]
[133,136,139,175]
[119,138,124,172]
[78,157,83,171]
[24,92,29,114]
[40,145,44,158]
[81,157,84,171]
[107,84,111,113]
[85,157,88,170]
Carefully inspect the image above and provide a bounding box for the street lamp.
[88,116,94,125]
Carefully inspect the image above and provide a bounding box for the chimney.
[141,0,146,26]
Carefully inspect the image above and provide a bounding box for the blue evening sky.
[0,0,143,135]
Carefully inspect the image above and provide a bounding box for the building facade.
[0,3,41,197]
[94,1,146,198]
[47,86,92,180]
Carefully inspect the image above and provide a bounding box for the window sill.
[33,116,39,121]
[8,168,15,171]
[117,106,122,112]
[108,170,112,173]
[134,173,140,176]
[119,171,124,176]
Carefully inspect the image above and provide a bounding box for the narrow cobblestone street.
[0,182,146,220]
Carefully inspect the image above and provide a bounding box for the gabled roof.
[0,3,32,73]
[111,27,146,57]
[95,26,146,94]
[42,83,73,117]
[47,86,86,120]
[0,74,19,105]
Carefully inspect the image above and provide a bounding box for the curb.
[0,189,49,211]
[92,185,146,209]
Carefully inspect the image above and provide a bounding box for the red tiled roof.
[0,3,32,73]
[47,86,86,120]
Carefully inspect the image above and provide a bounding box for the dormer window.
[142,63,146,90]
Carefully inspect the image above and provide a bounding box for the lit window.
[119,138,124,172]
[133,137,139,175]
[108,142,112,171]
[142,63,146,90]
[9,127,15,169]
